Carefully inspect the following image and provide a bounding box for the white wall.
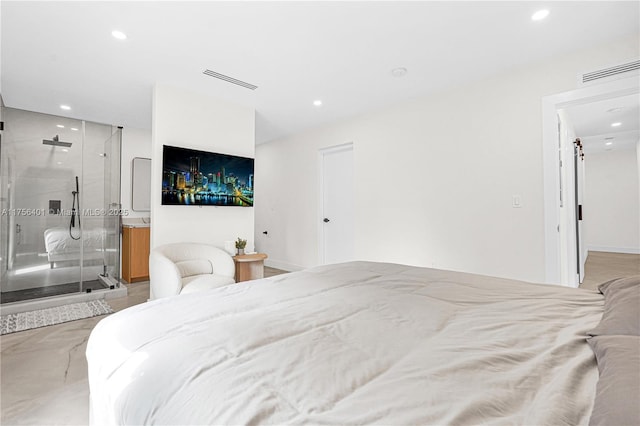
[584,146,640,254]
[637,138,640,202]
[255,35,639,283]
[151,84,255,249]
[121,126,152,219]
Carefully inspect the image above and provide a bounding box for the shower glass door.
[100,127,122,285]
[0,107,121,304]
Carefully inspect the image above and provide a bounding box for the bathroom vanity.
[122,221,150,283]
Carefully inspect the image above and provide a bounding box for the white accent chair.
[149,243,236,300]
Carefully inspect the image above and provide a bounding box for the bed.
[86,261,639,425]
[43,227,106,268]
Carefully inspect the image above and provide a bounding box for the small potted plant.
[235,238,247,255]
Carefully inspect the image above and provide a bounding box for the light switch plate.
[512,195,522,208]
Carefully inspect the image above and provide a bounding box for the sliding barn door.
[574,140,586,283]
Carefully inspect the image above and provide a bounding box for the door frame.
[317,142,354,265]
[573,137,585,284]
[542,77,639,286]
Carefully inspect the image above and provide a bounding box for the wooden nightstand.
[232,253,268,282]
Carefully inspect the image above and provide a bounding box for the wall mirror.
[132,157,151,211]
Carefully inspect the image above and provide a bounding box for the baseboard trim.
[588,246,640,255]
[265,259,305,272]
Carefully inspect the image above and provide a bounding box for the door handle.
[323,218,330,223]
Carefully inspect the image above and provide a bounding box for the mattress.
[86,261,605,425]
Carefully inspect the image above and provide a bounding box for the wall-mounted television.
[162,145,254,206]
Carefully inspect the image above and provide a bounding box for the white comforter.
[87,261,604,425]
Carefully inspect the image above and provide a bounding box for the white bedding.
[87,261,604,425]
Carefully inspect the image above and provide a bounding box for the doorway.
[542,77,639,286]
[318,143,354,265]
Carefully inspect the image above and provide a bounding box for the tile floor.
[1,281,150,425]
[1,280,107,304]
[5,251,115,292]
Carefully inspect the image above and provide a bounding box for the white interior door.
[320,143,354,264]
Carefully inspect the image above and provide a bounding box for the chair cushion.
[181,274,236,294]
[174,259,213,278]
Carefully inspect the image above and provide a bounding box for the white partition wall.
[151,84,255,250]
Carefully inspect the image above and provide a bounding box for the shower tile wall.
[4,109,84,274]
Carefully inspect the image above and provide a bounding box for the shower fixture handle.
[69,176,81,240]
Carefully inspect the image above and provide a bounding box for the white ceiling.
[565,93,640,154]
[2,1,639,144]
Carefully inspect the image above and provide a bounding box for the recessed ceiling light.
[60,105,71,111]
[56,124,64,128]
[611,122,622,127]
[313,100,323,107]
[531,10,550,21]
[112,30,127,40]
[391,67,408,78]
[605,142,613,146]
[56,161,63,165]
[62,148,69,152]
[70,127,79,131]
[606,107,624,113]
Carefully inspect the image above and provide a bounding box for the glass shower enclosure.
[0,107,122,305]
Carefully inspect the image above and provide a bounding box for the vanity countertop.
[122,218,150,228]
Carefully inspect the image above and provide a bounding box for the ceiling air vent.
[578,59,640,86]
[203,69,258,90]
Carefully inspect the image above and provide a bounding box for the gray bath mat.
[1,299,113,335]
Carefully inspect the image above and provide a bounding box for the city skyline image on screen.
[162,145,254,206]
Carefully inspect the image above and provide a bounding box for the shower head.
[43,135,72,148]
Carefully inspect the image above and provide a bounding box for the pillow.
[588,276,640,337]
[174,259,213,278]
[588,335,640,426]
